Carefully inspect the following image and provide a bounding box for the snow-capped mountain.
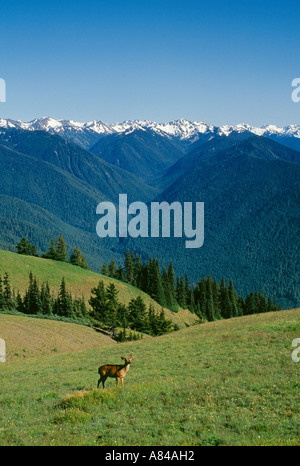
[0,116,299,149]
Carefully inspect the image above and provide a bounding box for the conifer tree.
[206,275,215,321]
[148,304,159,335]
[156,308,173,335]
[105,283,119,329]
[43,239,57,260]
[55,234,68,262]
[184,274,192,307]
[168,261,176,303]
[16,237,38,256]
[3,272,15,310]
[101,263,109,276]
[73,296,87,319]
[70,247,89,269]
[125,249,135,284]
[116,266,125,281]
[16,291,24,313]
[108,259,117,278]
[220,277,231,319]
[228,278,238,317]
[40,281,53,315]
[244,292,255,315]
[23,272,41,314]
[176,276,186,308]
[89,280,107,324]
[135,254,144,289]
[162,264,172,306]
[128,296,149,332]
[56,277,73,317]
[0,274,4,310]
[151,258,166,307]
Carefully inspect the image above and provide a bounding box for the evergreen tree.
[168,261,177,303]
[148,304,159,335]
[40,281,53,315]
[16,291,24,313]
[184,274,192,307]
[43,239,57,260]
[162,264,172,307]
[206,275,215,321]
[237,295,244,316]
[0,274,4,310]
[135,254,144,289]
[151,258,166,307]
[220,277,231,319]
[117,303,129,334]
[89,280,108,324]
[100,263,109,276]
[3,272,15,310]
[55,277,73,317]
[108,259,117,278]
[128,296,149,332]
[70,247,89,269]
[228,278,238,317]
[16,237,38,256]
[212,278,221,318]
[244,292,255,315]
[116,266,125,281]
[105,283,119,330]
[176,276,186,308]
[156,308,173,335]
[23,272,41,314]
[259,290,267,313]
[72,296,88,319]
[125,249,135,284]
[55,233,68,262]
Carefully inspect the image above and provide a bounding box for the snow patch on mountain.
[0,117,299,147]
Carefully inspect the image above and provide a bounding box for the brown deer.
[97,354,134,388]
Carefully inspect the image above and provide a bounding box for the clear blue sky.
[0,0,299,126]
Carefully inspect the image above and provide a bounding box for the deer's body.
[97,355,134,388]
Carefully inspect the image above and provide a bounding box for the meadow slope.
[0,308,299,446]
[0,314,117,361]
[0,249,198,329]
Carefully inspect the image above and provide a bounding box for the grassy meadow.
[0,308,299,446]
[0,249,198,329]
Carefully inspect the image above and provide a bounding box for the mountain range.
[0,117,299,308]
[1,116,300,151]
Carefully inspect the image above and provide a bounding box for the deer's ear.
[121,356,125,360]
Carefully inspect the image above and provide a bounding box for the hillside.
[0,313,117,361]
[0,128,299,309]
[0,250,199,329]
[89,129,185,182]
[0,129,157,269]
[125,136,300,309]
[0,308,299,445]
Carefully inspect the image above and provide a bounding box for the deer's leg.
[102,376,107,389]
[116,377,119,387]
[121,378,124,388]
[97,377,101,388]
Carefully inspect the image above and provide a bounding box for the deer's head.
[121,354,134,365]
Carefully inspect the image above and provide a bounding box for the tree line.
[101,250,281,320]
[0,272,174,340]
[16,235,89,270]
[13,237,281,324]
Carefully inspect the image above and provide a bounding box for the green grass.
[0,308,299,446]
[0,249,198,329]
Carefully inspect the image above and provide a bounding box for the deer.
[97,354,134,388]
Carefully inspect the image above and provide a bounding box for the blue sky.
[0,0,299,126]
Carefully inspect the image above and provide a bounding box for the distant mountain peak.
[0,117,299,149]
